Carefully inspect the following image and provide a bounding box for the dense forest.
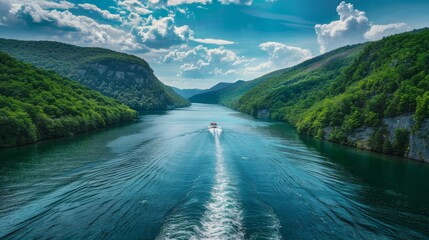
[191,29,429,160]
[0,39,189,110]
[0,52,137,147]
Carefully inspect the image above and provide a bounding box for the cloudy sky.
[0,0,428,88]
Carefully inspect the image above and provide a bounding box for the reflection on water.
[0,104,428,239]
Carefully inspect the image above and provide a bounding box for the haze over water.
[1,104,428,239]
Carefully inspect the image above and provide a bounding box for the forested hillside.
[196,29,429,161]
[0,52,137,147]
[0,39,189,110]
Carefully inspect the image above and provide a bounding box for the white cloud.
[244,42,312,75]
[364,23,411,40]
[35,0,74,9]
[131,15,192,49]
[5,1,135,50]
[315,1,370,53]
[5,0,75,20]
[78,3,122,21]
[164,45,244,79]
[218,0,252,6]
[191,38,235,45]
[167,0,212,6]
[260,42,312,67]
[127,12,144,25]
[315,1,410,53]
[117,0,152,15]
[244,61,274,74]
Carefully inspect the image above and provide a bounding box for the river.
[1,104,428,239]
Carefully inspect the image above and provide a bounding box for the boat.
[208,122,222,135]
[208,122,218,129]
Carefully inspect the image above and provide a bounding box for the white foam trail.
[198,132,244,239]
[208,127,222,137]
[157,129,244,239]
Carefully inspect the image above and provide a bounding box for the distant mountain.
[0,52,137,147]
[170,87,205,99]
[193,29,429,161]
[0,38,189,110]
[172,81,236,99]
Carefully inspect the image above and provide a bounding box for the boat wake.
[208,127,222,137]
[198,133,244,239]
[157,129,244,239]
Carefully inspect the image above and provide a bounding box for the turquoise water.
[1,104,428,239]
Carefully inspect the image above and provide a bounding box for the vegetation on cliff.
[0,52,137,147]
[192,29,429,159]
[0,38,189,110]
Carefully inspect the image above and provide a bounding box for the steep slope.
[236,29,429,161]
[192,44,365,110]
[237,44,365,121]
[0,38,189,110]
[0,52,137,147]
[190,79,261,106]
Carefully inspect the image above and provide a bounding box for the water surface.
[1,104,428,239]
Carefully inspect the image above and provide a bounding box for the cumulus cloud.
[1,0,75,26]
[164,45,243,79]
[117,0,152,15]
[260,42,312,67]
[218,0,252,6]
[131,15,193,49]
[315,1,410,53]
[364,23,411,41]
[245,42,312,74]
[78,3,122,21]
[244,61,274,74]
[191,38,235,45]
[166,0,212,6]
[3,0,137,50]
[34,0,74,10]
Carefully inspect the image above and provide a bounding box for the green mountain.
[191,44,364,108]
[0,38,189,110]
[171,87,205,99]
[172,81,236,99]
[0,52,137,147]
[196,29,429,161]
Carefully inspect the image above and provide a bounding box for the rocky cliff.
[324,115,429,163]
[0,38,189,110]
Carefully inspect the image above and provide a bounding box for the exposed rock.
[382,115,413,142]
[346,127,374,150]
[408,119,429,163]
[320,114,429,162]
[323,126,333,139]
[115,71,125,79]
[257,109,270,118]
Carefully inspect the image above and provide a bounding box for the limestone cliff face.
[74,61,154,90]
[69,59,188,110]
[323,115,429,163]
[408,119,429,162]
[0,38,189,110]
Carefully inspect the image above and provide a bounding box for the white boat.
[208,122,219,129]
[208,122,222,135]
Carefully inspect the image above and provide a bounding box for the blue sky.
[0,0,428,88]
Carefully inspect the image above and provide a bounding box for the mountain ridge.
[171,81,237,99]
[191,29,429,162]
[0,38,189,110]
[0,52,137,147]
